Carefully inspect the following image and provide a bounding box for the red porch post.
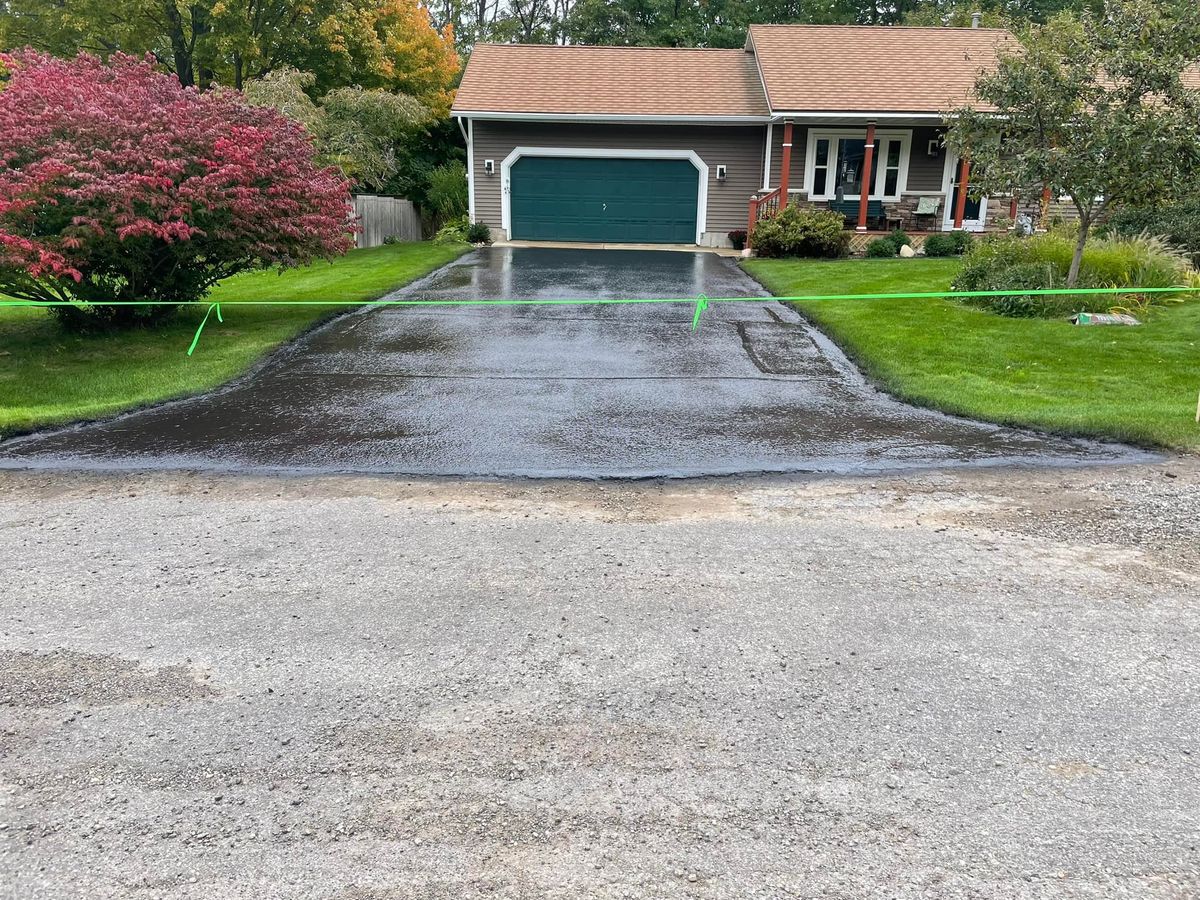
[856,121,877,232]
[778,120,794,207]
[1009,194,1019,220]
[952,157,971,229]
[746,196,759,249]
[1040,184,1052,228]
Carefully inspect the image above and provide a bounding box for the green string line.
[186,302,222,357]
[4,285,1197,354]
[4,285,1199,309]
[691,294,709,332]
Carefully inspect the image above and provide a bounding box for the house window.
[805,130,911,201]
[881,139,902,197]
[812,139,830,196]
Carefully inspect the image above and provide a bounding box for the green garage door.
[510,156,699,243]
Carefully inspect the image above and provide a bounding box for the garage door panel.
[510,156,699,243]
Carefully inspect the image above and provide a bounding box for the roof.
[747,24,1013,113]
[451,44,770,119]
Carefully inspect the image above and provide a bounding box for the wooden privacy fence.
[353,195,422,248]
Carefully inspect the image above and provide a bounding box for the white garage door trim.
[500,147,709,245]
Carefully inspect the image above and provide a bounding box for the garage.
[508,156,700,244]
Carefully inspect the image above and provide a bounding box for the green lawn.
[0,242,467,437]
[743,257,1200,450]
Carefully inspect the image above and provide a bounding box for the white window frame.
[500,147,709,245]
[803,129,912,202]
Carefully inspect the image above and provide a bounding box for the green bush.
[866,237,898,257]
[433,215,470,244]
[950,231,974,254]
[425,161,468,226]
[953,232,1194,317]
[751,204,850,259]
[466,221,491,244]
[1102,201,1200,266]
[889,229,911,249]
[922,232,973,257]
[922,234,958,257]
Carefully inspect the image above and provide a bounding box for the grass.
[0,242,467,437]
[743,256,1200,450]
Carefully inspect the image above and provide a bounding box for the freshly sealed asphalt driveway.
[0,248,1147,476]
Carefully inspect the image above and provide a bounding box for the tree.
[319,0,461,115]
[0,52,353,329]
[0,0,461,96]
[947,0,1200,286]
[244,66,434,197]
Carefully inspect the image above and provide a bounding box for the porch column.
[1009,194,1019,220]
[1040,184,1052,227]
[952,156,971,229]
[856,121,876,232]
[778,120,794,206]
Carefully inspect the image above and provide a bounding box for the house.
[452,24,1023,248]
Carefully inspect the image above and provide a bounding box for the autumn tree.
[0,52,353,330]
[947,0,1200,286]
[0,0,461,99]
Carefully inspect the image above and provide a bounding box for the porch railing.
[746,187,783,249]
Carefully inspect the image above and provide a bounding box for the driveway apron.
[0,247,1150,476]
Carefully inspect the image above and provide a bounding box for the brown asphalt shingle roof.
[747,24,1013,113]
[451,44,770,117]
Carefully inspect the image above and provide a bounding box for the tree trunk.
[164,2,195,88]
[1067,216,1091,288]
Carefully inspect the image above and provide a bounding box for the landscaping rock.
[899,244,916,258]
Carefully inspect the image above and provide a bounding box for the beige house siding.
[470,121,766,242]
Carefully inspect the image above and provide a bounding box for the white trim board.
[455,110,770,125]
[466,118,475,224]
[500,147,709,245]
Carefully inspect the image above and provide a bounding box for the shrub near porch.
[743,257,1200,450]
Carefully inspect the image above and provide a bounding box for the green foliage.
[952,232,1194,316]
[924,231,976,257]
[889,230,911,249]
[923,234,959,257]
[466,221,491,244]
[244,67,431,197]
[751,204,850,259]
[424,161,469,225]
[434,215,470,244]
[946,0,1200,285]
[866,238,899,258]
[1102,202,1200,267]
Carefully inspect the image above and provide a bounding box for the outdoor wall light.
[716,164,727,181]
[484,159,495,175]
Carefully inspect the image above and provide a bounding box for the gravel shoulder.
[2,460,1198,899]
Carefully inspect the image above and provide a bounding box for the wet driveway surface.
[0,248,1149,477]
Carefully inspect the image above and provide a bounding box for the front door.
[944,158,987,231]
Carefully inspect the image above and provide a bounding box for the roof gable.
[747,24,1013,114]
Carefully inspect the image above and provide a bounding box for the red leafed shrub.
[0,51,354,330]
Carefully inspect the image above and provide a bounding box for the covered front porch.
[746,118,1006,248]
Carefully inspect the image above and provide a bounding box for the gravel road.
[1,462,1198,899]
